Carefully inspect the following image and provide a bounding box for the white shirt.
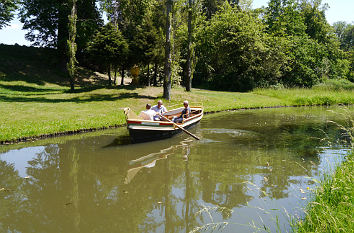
[139,109,156,121]
[151,105,167,115]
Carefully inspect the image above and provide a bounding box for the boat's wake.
[200,128,259,138]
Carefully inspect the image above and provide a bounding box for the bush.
[313,79,354,91]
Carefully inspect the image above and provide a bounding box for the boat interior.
[125,107,203,124]
[163,108,203,122]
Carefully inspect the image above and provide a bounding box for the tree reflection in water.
[0,106,351,233]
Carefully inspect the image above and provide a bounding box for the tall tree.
[300,0,331,44]
[185,0,194,91]
[67,0,77,91]
[19,0,101,57]
[184,0,204,91]
[333,21,348,46]
[99,0,154,84]
[163,0,173,100]
[194,2,288,91]
[265,0,307,36]
[201,0,224,19]
[0,0,18,29]
[333,22,354,51]
[342,24,354,51]
[87,23,128,86]
[333,22,354,81]
[19,0,67,50]
[76,1,103,56]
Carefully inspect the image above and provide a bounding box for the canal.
[0,106,352,233]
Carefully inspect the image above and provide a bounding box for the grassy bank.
[1,44,354,142]
[0,80,353,142]
[295,150,353,233]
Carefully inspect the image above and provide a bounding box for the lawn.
[0,79,353,142]
[0,44,353,142]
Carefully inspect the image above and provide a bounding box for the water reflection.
[0,106,352,233]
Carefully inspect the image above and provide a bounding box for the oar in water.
[158,114,200,140]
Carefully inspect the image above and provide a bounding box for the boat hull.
[126,107,203,143]
[128,119,200,143]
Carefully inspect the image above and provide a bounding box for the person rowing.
[173,100,191,123]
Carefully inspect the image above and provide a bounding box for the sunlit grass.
[254,88,354,106]
[0,80,353,142]
[295,150,354,233]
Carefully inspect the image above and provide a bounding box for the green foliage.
[19,0,66,48]
[4,0,353,94]
[333,21,354,52]
[300,0,331,44]
[194,2,288,91]
[283,35,327,87]
[341,25,354,52]
[333,22,354,81]
[87,23,128,73]
[265,0,307,37]
[263,0,351,87]
[201,0,224,19]
[99,0,165,86]
[19,0,101,56]
[0,0,18,29]
[0,40,354,143]
[76,1,103,56]
[133,0,165,67]
[192,0,350,91]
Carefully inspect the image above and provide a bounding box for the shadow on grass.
[0,44,116,88]
[65,84,137,94]
[0,83,63,93]
[0,92,156,103]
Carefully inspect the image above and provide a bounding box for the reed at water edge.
[294,108,353,233]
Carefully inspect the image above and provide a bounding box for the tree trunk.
[67,0,77,92]
[147,63,150,86]
[107,65,112,86]
[163,0,173,100]
[121,67,125,85]
[186,0,193,92]
[114,68,117,85]
[153,61,158,86]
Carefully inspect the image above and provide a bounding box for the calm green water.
[0,106,352,233]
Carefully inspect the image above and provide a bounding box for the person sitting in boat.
[173,100,191,123]
[152,100,167,121]
[139,104,156,121]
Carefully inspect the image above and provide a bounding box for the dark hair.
[146,104,151,109]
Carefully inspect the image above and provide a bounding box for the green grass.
[0,81,353,142]
[254,88,354,106]
[295,150,354,233]
[313,79,354,91]
[0,44,353,142]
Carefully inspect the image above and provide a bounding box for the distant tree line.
[0,0,353,94]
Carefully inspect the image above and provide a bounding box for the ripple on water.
[200,128,260,138]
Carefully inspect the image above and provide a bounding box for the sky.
[0,0,353,46]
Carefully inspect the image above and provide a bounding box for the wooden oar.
[158,114,200,140]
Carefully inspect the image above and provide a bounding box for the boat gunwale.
[126,107,204,129]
